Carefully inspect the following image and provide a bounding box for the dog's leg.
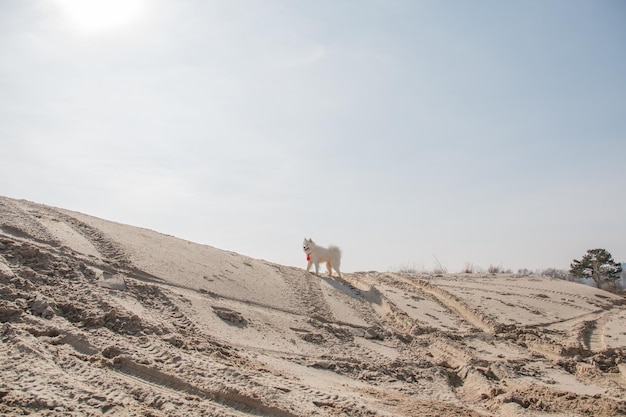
[335,267,342,279]
[306,260,312,272]
[314,261,320,276]
[326,262,333,277]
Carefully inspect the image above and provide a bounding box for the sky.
[1,0,625,273]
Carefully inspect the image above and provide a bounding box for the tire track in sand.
[109,356,298,417]
[35,205,132,267]
[0,198,59,245]
[393,274,501,334]
[584,311,613,352]
[271,264,335,322]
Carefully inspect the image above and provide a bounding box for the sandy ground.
[1,196,625,416]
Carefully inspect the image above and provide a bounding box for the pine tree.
[570,248,623,289]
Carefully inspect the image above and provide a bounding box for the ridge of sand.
[1,196,625,416]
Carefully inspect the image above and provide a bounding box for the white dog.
[303,238,342,279]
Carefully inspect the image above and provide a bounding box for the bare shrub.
[432,255,447,274]
[394,263,422,274]
[540,268,571,280]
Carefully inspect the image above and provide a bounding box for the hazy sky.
[1,0,625,273]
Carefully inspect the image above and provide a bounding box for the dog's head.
[302,238,313,254]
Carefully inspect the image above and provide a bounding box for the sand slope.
[1,196,625,416]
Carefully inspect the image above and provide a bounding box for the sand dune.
[1,196,625,416]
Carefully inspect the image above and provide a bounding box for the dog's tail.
[328,245,342,268]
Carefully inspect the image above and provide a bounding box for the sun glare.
[55,0,147,35]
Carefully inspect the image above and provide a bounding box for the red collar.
[306,254,310,261]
